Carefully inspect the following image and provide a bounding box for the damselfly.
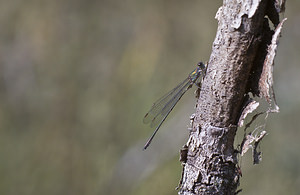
[143,62,207,150]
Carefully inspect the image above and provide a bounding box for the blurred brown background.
[0,0,299,194]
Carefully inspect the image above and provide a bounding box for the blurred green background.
[0,0,299,194]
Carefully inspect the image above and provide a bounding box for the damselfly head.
[197,62,206,70]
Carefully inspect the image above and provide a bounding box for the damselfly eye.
[197,62,206,70]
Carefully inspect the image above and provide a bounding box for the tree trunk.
[178,0,286,194]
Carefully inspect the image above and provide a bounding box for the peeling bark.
[178,0,286,194]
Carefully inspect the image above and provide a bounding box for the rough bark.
[178,0,286,194]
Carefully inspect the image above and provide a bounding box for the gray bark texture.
[178,0,286,194]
